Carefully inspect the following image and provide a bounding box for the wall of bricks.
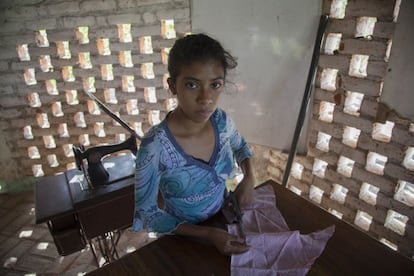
[0,0,191,184]
[268,0,414,259]
[1,0,412,262]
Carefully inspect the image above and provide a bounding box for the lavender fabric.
[226,185,335,276]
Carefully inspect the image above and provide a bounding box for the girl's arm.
[133,136,181,234]
[224,111,255,209]
[173,223,250,255]
[234,158,255,209]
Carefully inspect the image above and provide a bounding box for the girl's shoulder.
[140,121,169,147]
[211,108,228,124]
[212,108,238,131]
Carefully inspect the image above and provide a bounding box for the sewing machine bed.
[66,154,135,209]
[87,180,414,276]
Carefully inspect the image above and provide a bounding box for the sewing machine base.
[35,155,135,267]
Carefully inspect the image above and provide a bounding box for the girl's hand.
[234,176,255,210]
[207,227,250,255]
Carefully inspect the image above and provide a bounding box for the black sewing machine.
[73,135,137,189]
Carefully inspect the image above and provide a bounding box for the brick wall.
[0,0,190,186]
[268,0,414,259]
[1,0,412,261]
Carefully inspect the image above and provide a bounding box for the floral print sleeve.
[225,112,253,165]
[133,131,181,234]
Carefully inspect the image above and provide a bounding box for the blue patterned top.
[132,108,253,235]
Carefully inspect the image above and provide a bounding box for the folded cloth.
[223,185,290,233]
[226,185,335,276]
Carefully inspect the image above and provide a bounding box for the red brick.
[339,39,387,59]
[345,0,397,21]
[340,75,382,97]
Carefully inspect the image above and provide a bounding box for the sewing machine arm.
[73,135,137,187]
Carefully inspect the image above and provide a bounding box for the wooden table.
[87,180,414,276]
[88,212,230,276]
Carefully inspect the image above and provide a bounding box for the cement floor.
[0,190,153,275]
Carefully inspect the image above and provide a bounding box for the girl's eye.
[211,82,223,89]
[185,82,198,89]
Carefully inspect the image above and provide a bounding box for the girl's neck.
[168,108,211,137]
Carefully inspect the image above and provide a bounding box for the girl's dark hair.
[167,33,237,82]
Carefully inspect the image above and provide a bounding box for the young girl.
[133,33,255,255]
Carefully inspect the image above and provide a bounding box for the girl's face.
[168,60,225,124]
